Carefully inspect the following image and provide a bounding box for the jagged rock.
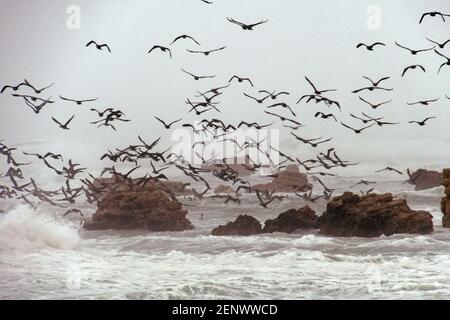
[407,169,443,191]
[319,192,433,237]
[214,185,235,194]
[211,215,262,236]
[442,169,450,228]
[83,185,193,231]
[254,164,312,193]
[263,206,319,233]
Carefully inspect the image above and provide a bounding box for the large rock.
[319,192,433,237]
[211,215,262,236]
[442,169,450,228]
[254,164,312,193]
[83,185,193,231]
[263,206,319,233]
[407,169,443,191]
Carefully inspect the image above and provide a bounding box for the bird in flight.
[358,97,393,109]
[341,122,375,134]
[315,112,337,122]
[395,41,434,55]
[265,111,302,126]
[148,45,172,58]
[426,37,450,49]
[229,75,254,87]
[154,117,182,129]
[187,46,226,56]
[401,64,426,77]
[52,115,75,130]
[170,34,200,45]
[23,80,54,94]
[434,49,450,74]
[226,17,268,30]
[182,68,216,80]
[407,98,439,106]
[419,11,449,24]
[305,76,337,95]
[356,42,385,51]
[375,167,403,175]
[408,117,436,126]
[86,40,111,52]
[259,90,290,100]
[243,92,271,104]
[60,96,99,105]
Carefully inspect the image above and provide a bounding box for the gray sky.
[0,0,449,172]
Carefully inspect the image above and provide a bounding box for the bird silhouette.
[171,34,200,45]
[341,122,375,134]
[60,96,98,105]
[408,117,436,126]
[395,41,434,55]
[154,117,182,129]
[148,45,172,58]
[358,97,393,109]
[227,17,268,30]
[187,46,226,56]
[86,40,111,52]
[52,115,75,130]
[229,75,254,87]
[356,42,385,51]
[182,68,216,80]
[401,64,426,77]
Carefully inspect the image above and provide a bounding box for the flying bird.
[315,112,337,121]
[182,68,216,80]
[401,64,426,77]
[86,40,111,52]
[305,76,337,95]
[187,46,226,56]
[154,117,182,129]
[375,167,403,175]
[434,49,450,73]
[407,98,439,106]
[358,97,393,109]
[426,37,450,49]
[60,96,98,105]
[419,11,449,24]
[229,75,254,87]
[148,45,172,58]
[341,122,375,134]
[408,117,436,126]
[356,42,386,51]
[395,41,434,55]
[52,115,75,130]
[226,17,268,30]
[170,34,200,45]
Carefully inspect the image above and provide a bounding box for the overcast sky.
[0,0,449,173]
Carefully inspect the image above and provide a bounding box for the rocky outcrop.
[442,169,450,228]
[263,206,319,233]
[253,164,312,193]
[407,168,443,191]
[211,215,262,236]
[83,185,193,231]
[214,184,235,194]
[319,192,433,237]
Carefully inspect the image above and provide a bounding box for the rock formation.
[211,215,262,236]
[263,206,319,233]
[319,192,433,237]
[253,164,312,193]
[406,168,443,191]
[442,169,450,228]
[84,184,193,231]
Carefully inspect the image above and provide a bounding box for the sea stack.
[442,168,450,228]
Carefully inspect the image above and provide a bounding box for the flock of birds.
[0,6,449,222]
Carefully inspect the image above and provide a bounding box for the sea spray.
[0,206,80,251]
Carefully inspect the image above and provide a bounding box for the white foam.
[0,206,80,251]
